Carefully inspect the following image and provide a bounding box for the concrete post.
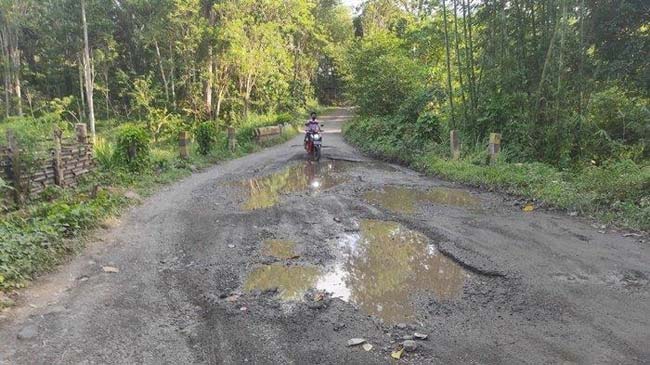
[179,131,190,160]
[228,127,236,152]
[488,133,502,164]
[450,130,461,160]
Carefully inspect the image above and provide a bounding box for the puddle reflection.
[243,220,467,324]
[238,161,351,210]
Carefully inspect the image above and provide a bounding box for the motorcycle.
[305,130,323,161]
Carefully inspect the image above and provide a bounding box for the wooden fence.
[1,123,95,204]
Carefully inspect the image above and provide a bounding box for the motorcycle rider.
[304,112,320,149]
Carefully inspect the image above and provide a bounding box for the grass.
[0,115,300,291]
[343,116,650,231]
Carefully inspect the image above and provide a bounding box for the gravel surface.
[0,108,648,364]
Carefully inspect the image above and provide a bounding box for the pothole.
[236,161,352,210]
[242,219,469,324]
[364,186,480,214]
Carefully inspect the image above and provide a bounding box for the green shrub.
[195,122,218,155]
[114,124,150,171]
[94,137,116,170]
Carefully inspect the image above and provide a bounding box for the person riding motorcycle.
[304,112,320,150]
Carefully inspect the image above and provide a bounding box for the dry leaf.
[102,266,119,273]
[523,204,535,212]
[391,347,404,360]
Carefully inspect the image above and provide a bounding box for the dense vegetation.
[343,0,649,230]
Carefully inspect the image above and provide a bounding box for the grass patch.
[0,116,299,290]
[344,116,649,231]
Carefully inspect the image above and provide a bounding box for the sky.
[342,0,364,12]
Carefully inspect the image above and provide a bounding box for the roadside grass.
[0,116,300,291]
[343,117,649,231]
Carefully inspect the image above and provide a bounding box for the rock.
[102,266,120,273]
[402,340,418,352]
[17,325,38,340]
[333,323,346,332]
[414,332,428,340]
[333,217,341,223]
[402,335,414,340]
[347,338,366,347]
[362,343,373,352]
[227,244,235,248]
[123,190,141,201]
[396,323,407,330]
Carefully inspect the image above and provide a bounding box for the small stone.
[333,323,346,332]
[402,340,418,352]
[402,335,414,340]
[240,306,247,311]
[227,244,235,248]
[124,190,141,201]
[347,338,366,347]
[17,325,38,340]
[333,217,341,223]
[414,332,428,340]
[102,266,119,273]
[396,323,407,330]
[362,343,373,352]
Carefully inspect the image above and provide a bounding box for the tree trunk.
[10,46,22,116]
[441,0,456,129]
[205,47,213,118]
[81,0,96,138]
[78,55,86,122]
[452,0,468,126]
[0,28,9,118]
[169,40,176,109]
[154,39,169,102]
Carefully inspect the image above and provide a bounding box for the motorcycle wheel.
[314,145,321,161]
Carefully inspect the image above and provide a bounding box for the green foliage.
[114,124,151,171]
[195,122,218,156]
[347,30,426,116]
[93,137,116,170]
[344,116,649,230]
[0,188,123,289]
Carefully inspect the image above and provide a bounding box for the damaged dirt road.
[1,108,648,364]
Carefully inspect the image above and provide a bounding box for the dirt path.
[1,108,648,364]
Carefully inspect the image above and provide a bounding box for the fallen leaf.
[362,343,373,352]
[102,266,119,273]
[522,204,535,212]
[314,292,325,302]
[391,347,404,360]
[347,338,366,347]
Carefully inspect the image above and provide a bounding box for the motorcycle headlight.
[313,133,321,140]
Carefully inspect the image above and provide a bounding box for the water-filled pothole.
[237,161,351,210]
[243,220,468,324]
[364,186,480,214]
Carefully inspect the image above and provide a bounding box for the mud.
[364,186,480,214]
[0,108,648,365]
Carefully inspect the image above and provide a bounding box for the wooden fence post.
[488,133,502,164]
[53,127,64,186]
[76,123,88,144]
[228,127,236,152]
[179,131,189,160]
[450,130,460,160]
[6,130,23,205]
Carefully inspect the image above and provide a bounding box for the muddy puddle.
[365,186,480,214]
[243,220,468,324]
[237,161,352,210]
[262,239,298,259]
